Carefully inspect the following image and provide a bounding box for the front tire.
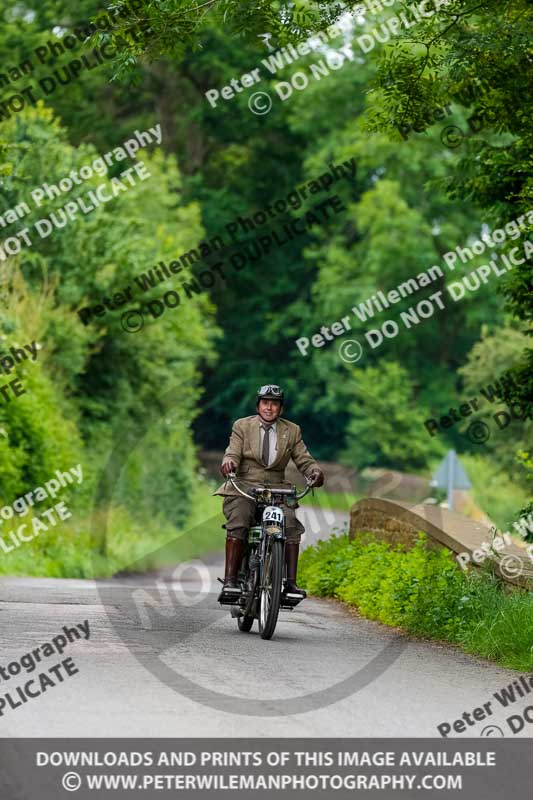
[259,539,283,640]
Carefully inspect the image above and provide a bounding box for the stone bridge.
[350,497,533,590]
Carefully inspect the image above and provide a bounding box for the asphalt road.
[0,507,529,738]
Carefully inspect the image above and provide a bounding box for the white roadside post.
[432,450,471,510]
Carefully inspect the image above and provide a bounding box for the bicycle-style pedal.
[217,583,242,604]
[280,592,305,609]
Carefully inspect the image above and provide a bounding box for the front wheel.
[259,539,283,640]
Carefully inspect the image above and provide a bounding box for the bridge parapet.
[350,498,533,590]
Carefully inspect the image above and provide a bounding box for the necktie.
[262,425,272,466]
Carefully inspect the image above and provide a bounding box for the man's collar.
[257,415,278,430]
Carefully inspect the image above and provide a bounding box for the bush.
[0,107,221,578]
[0,480,224,579]
[459,453,531,532]
[299,533,533,671]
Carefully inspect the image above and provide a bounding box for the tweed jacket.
[214,415,319,497]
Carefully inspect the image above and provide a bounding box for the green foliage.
[460,453,531,532]
[0,0,530,578]
[300,532,533,670]
[0,255,84,500]
[457,325,531,479]
[361,0,533,412]
[515,451,533,541]
[458,324,530,389]
[0,480,224,577]
[299,489,359,513]
[341,361,443,470]
[29,0,517,480]
[0,103,220,574]
[90,0,330,78]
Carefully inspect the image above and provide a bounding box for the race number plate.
[263,506,284,524]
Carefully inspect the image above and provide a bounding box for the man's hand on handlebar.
[309,469,324,488]
[220,459,237,478]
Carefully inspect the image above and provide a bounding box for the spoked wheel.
[259,539,283,640]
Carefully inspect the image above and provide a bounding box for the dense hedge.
[0,108,220,577]
[299,533,533,671]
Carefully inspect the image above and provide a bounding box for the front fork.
[259,513,286,591]
[240,509,287,615]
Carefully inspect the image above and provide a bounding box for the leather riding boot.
[218,537,244,598]
[284,542,306,598]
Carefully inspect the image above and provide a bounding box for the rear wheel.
[237,548,257,633]
[259,539,283,640]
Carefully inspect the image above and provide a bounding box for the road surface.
[0,507,528,738]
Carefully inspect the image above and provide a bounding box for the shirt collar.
[257,416,277,431]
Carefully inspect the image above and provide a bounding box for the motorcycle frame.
[240,500,286,619]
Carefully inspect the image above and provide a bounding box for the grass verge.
[299,532,533,672]
[0,481,224,579]
[299,490,360,512]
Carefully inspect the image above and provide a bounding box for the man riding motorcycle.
[215,384,324,602]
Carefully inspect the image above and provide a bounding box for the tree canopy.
[0,0,530,576]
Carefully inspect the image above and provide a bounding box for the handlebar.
[227,473,314,503]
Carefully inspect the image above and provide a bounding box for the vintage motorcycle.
[217,473,314,640]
